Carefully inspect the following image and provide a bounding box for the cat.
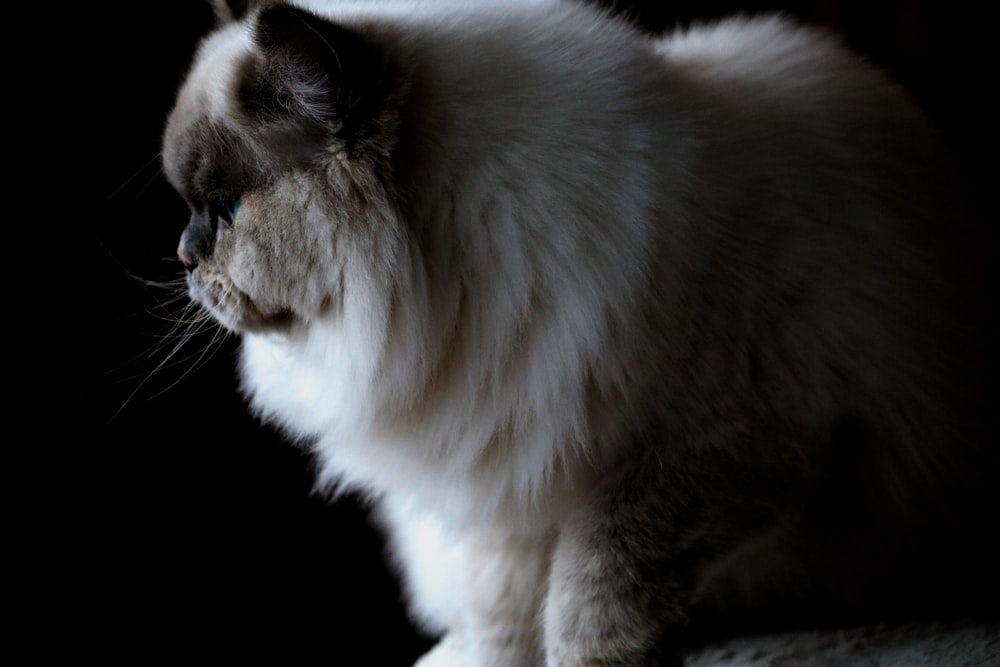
[161,1,997,665]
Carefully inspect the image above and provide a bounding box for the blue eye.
[210,195,241,228]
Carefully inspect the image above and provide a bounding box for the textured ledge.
[686,619,999,667]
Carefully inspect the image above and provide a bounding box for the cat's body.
[163,1,997,664]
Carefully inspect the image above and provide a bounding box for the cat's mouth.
[187,271,295,334]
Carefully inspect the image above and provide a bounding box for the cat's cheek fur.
[215,179,347,327]
[223,215,308,323]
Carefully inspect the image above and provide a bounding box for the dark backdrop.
[74,1,993,663]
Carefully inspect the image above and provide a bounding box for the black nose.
[178,209,215,271]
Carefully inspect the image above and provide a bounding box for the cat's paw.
[413,634,466,667]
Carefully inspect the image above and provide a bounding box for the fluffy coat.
[162,1,997,664]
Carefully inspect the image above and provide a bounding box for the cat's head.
[162,2,404,333]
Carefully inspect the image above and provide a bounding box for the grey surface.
[686,620,1000,667]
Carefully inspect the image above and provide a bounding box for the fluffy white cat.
[162,1,997,664]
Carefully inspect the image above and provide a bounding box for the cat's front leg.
[544,446,800,667]
[380,499,550,666]
[416,528,550,667]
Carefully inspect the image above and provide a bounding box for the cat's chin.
[209,297,297,334]
[187,274,296,334]
[229,309,297,335]
[206,303,296,335]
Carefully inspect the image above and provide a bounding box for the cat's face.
[162,5,400,334]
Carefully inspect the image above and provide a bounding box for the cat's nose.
[178,240,197,270]
[178,212,215,271]
[178,226,201,271]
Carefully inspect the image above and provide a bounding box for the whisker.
[103,299,230,426]
[142,320,233,402]
[104,153,164,205]
[99,152,230,426]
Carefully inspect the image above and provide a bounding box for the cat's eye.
[209,195,241,228]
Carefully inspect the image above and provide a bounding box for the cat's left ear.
[241,4,387,140]
[210,0,254,25]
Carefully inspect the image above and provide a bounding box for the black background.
[69,1,993,662]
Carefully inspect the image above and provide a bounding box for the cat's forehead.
[182,24,255,122]
[162,24,257,195]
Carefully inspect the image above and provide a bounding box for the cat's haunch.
[162,1,997,665]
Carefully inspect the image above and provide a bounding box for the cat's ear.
[210,0,255,25]
[240,4,387,140]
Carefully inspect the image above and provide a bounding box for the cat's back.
[648,13,989,287]
[655,15,853,83]
[650,15,944,172]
